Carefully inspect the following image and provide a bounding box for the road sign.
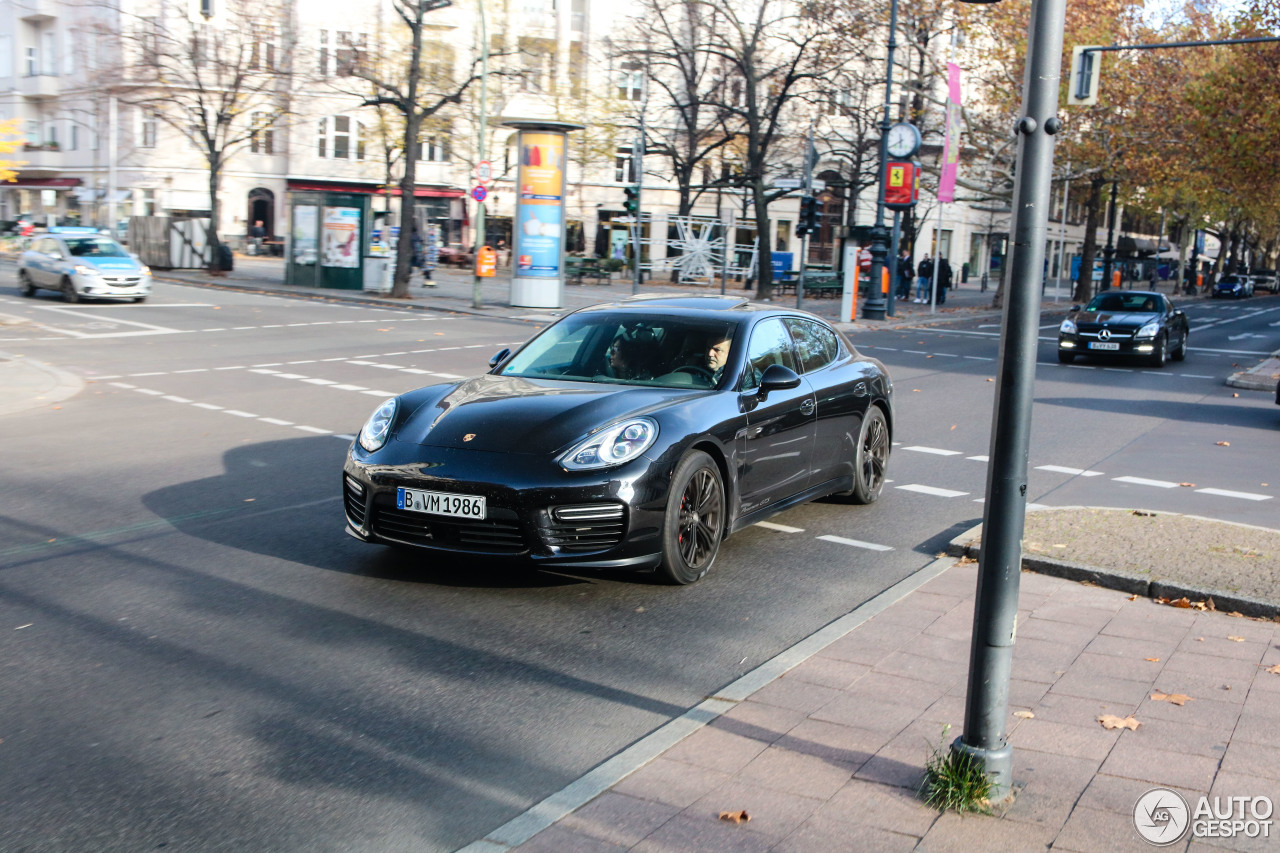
[772,178,802,190]
[471,185,488,202]
[474,160,493,185]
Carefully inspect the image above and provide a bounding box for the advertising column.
[507,121,581,308]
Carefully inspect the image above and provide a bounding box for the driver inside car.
[707,334,732,384]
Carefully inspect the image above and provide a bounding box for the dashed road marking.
[754,521,804,533]
[903,446,963,456]
[1195,488,1271,502]
[1112,476,1179,488]
[1036,465,1104,477]
[896,484,969,498]
[817,535,893,552]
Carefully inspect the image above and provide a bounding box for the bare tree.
[114,0,295,272]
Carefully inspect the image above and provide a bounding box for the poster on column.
[322,206,361,268]
[518,133,566,201]
[515,204,563,277]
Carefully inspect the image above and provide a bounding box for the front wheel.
[657,450,724,585]
[61,277,80,303]
[1172,330,1188,361]
[850,406,889,504]
[1147,334,1168,368]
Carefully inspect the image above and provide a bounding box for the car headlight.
[560,417,658,471]
[73,265,96,276]
[140,265,152,276]
[358,397,398,452]
[1135,322,1160,338]
[1059,319,1076,334]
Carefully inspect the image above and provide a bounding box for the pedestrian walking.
[915,254,933,303]
[937,257,952,305]
[896,249,913,300]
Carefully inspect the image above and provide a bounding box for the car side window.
[742,318,797,389]
[35,238,54,255]
[784,319,839,374]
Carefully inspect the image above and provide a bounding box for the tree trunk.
[391,7,426,299]
[1073,177,1103,303]
[207,158,223,275]
[752,179,773,300]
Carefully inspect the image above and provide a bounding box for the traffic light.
[623,185,639,216]
[797,195,820,236]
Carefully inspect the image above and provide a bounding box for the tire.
[132,296,147,303]
[850,406,889,504]
[657,450,724,585]
[1147,334,1168,368]
[1058,350,1075,364]
[18,270,36,297]
[1172,330,1188,361]
[61,277,80,303]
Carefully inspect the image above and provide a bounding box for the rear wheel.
[1057,350,1075,364]
[132,296,147,303]
[850,407,889,504]
[657,450,724,585]
[61,277,79,303]
[18,270,36,297]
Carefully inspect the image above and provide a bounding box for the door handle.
[800,399,815,416]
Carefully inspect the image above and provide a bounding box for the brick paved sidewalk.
[471,560,1280,853]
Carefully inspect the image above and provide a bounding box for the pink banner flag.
[938,63,963,204]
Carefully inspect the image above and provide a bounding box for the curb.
[947,507,1280,621]
[1226,354,1280,392]
[0,354,86,417]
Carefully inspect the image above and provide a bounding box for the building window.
[46,123,58,147]
[249,27,276,70]
[250,112,274,154]
[26,120,40,145]
[317,117,327,157]
[518,38,555,93]
[200,0,214,18]
[41,31,56,75]
[139,18,158,67]
[615,147,634,183]
[69,124,78,151]
[617,61,644,101]
[26,46,37,76]
[141,112,158,148]
[319,30,367,77]
[420,129,450,162]
[317,115,365,160]
[333,116,350,159]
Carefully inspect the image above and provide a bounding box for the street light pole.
[860,0,900,320]
[954,0,1068,802]
[471,0,489,309]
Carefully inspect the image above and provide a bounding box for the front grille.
[372,500,526,553]
[103,276,140,286]
[343,477,367,527]
[542,503,627,553]
[1078,327,1135,340]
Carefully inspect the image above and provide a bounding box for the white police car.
[18,227,152,303]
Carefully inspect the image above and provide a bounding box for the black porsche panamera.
[342,296,894,584]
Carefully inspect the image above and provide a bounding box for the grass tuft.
[919,726,994,813]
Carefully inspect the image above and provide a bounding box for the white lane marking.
[1191,347,1271,356]
[288,360,317,365]
[109,382,136,389]
[964,355,994,361]
[252,362,284,367]
[1036,465,1104,477]
[1195,488,1272,502]
[162,395,192,403]
[330,384,368,392]
[19,303,181,333]
[967,455,989,462]
[295,425,331,435]
[200,328,227,332]
[249,368,281,375]
[403,368,431,375]
[754,521,804,533]
[302,378,336,386]
[192,403,223,410]
[433,372,463,379]
[817,535,893,552]
[224,410,258,418]
[259,417,294,426]
[173,368,209,374]
[1113,476,1179,488]
[903,446,963,456]
[932,353,959,358]
[130,372,167,377]
[896,484,970,498]
[273,373,307,380]
[134,388,164,396]
[362,390,396,396]
[904,350,929,354]
[215,365,245,371]
[334,434,356,441]
[1180,374,1215,379]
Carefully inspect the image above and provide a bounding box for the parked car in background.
[17,227,152,303]
[1212,274,1254,299]
[1058,290,1190,367]
[343,296,894,584]
[1253,273,1278,294]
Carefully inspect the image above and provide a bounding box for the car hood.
[393,374,699,454]
[77,257,144,272]
[1077,310,1159,326]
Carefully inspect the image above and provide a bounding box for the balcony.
[20,74,61,100]
[18,143,61,175]
[16,0,56,21]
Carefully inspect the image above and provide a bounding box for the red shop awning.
[9,177,83,189]
[286,179,463,198]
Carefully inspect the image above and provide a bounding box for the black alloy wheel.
[61,277,79,303]
[18,270,35,297]
[1172,329,1188,361]
[851,406,889,504]
[658,450,724,585]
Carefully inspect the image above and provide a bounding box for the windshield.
[64,237,130,258]
[499,312,740,389]
[1085,293,1159,313]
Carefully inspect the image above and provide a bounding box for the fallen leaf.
[1178,482,1196,488]
[912,389,921,393]
[1228,636,1246,642]
[926,355,934,359]
[1128,595,1139,601]
[1133,510,1156,517]
[1217,441,1230,447]
[1145,657,1161,662]
[1151,691,1193,706]
[1233,393,1240,398]
[1168,597,1193,609]
[719,810,751,824]
[1099,714,1141,731]
[1013,710,1035,719]
[1223,685,1232,691]
[244,498,255,502]
[1264,664,1280,675]
[951,425,957,430]
[1196,637,1205,642]
[986,378,994,382]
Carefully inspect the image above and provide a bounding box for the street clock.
[885,122,922,158]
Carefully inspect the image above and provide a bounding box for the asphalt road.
[0,280,1275,852]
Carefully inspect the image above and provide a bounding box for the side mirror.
[488,348,511,369]
[1070,305,1081,313]
[758,363,802,393]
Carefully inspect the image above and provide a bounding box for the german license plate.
[397,487,486,519]
[1088,341,1120,350]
